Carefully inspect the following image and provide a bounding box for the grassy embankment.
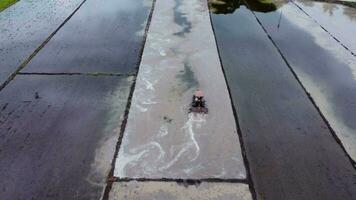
[0,0,18,12]
[341,1,356,8]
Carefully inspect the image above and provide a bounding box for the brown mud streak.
[101,0,157,199]
[245,0,356,168]
[291,0,355,57]
[0,0,89,91]
[207,2,258,200]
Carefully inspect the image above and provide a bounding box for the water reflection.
[209,0,284,14]
[297,0,356,21]
[210,0,356,22]
[322,3,338,15]
[344,6,356,21]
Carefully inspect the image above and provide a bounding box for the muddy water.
[114,0,246,179]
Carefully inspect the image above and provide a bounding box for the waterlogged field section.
[0,75,133,199]
[0,0,18,11]
[210,0,356,199]
[0,0,153,198]
[294,0,356,54]
[254,1,356,161]
[0,0,83,85]
[110,0,251,198]
[22,0,152,74]
[114,0,246,180]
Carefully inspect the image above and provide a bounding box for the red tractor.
[190,90,208,114]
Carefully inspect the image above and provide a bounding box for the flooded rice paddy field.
[0,0,153,199]
[210,0,356,199]
[0,0,84,85]
[0,0,356,199]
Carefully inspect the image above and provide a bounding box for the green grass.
[341,1,356,8]
[0,0,18,12]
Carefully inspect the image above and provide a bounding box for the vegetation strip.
[341,1,356,8]
[0,0,18,12]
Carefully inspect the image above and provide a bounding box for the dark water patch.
[173,0,192,36]
[163,116,173,123]
[176,62,199,93]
